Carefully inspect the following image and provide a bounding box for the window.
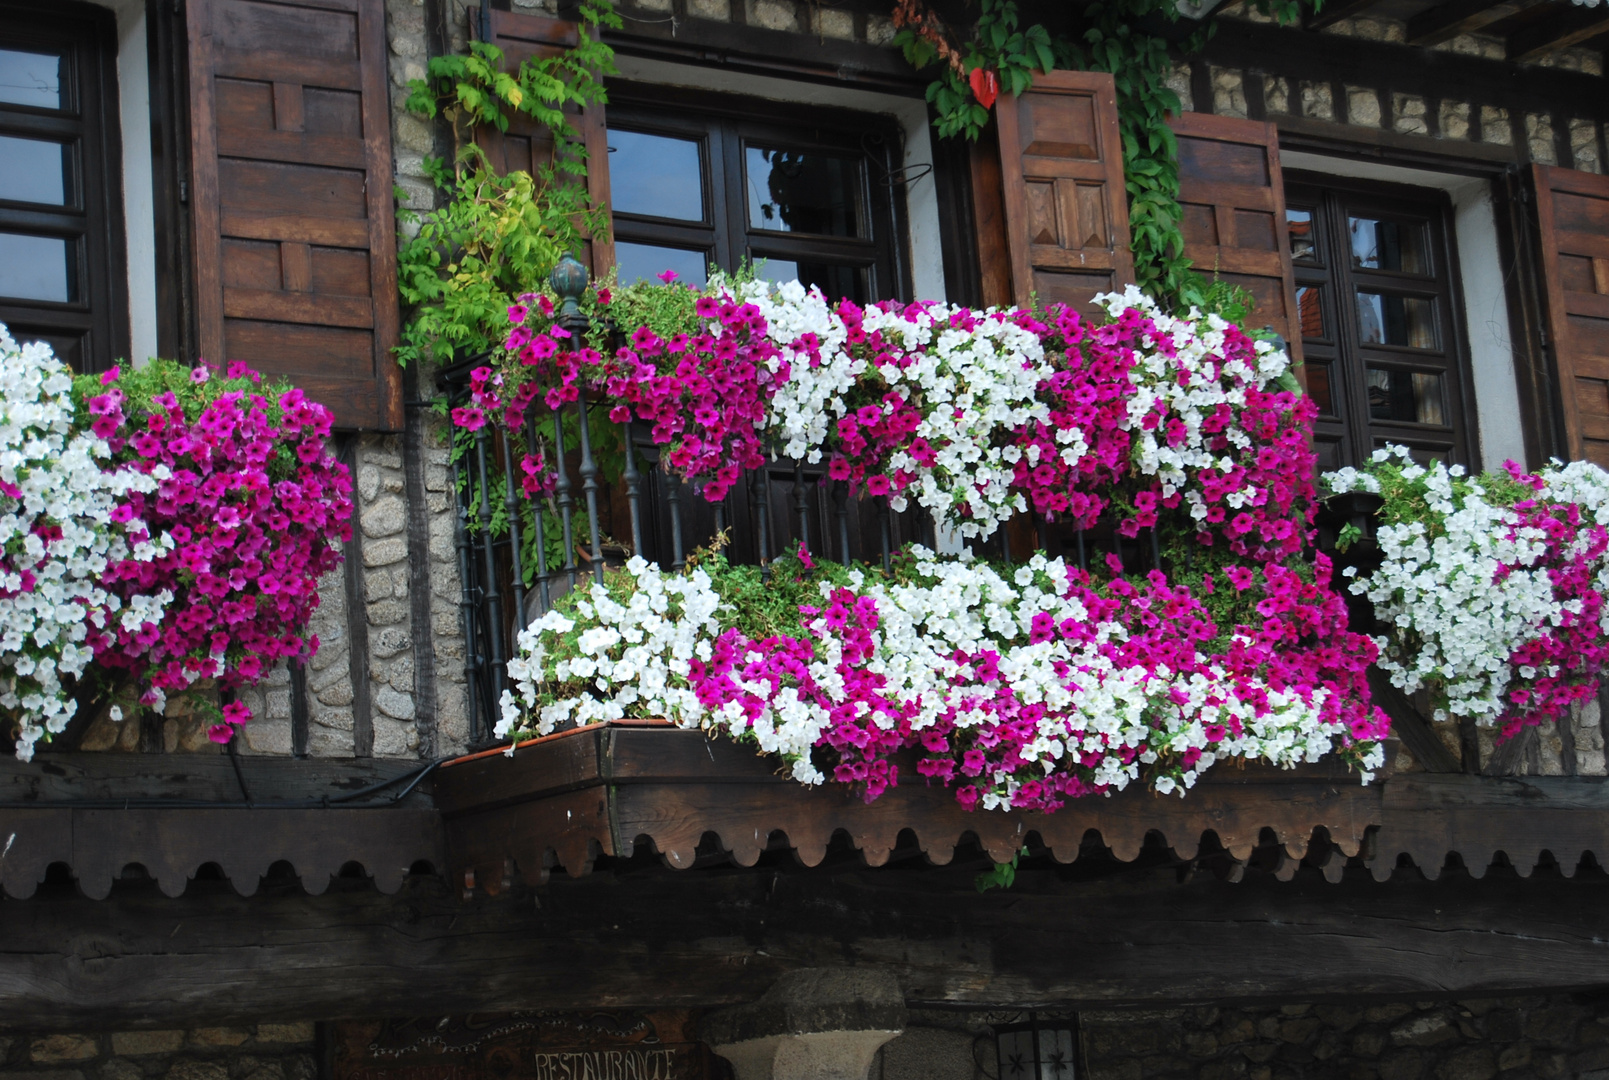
[1285,175,1472,471]
[605,85,907,302]
[0,1,126,372]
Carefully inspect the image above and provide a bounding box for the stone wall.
[872,998,1609,1080]
[1077,996,1609,1080]
[0,1025,317,1080]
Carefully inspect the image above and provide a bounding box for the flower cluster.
[500,548,1385,811]
[81,361,354,743]
[453,279,1316,554]
[0,328,170,759]
[1326,447,1609,738]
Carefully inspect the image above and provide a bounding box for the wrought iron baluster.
[1149,527,1162,574]
[878,495,892,574]
[473,426,506,712]
[834,479,851,566]
[1035,512,1049,555]
[522,412,550,615]
[576,396,605,586]
[552,405,577,590]
[666,468,685,571]
[449,444,482,743]
[620,420,643,562]
[755,465,773,584]
[1075,527,1087,573]
[792,459,808,557]
[499,427,526,628]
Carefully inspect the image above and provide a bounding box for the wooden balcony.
[432,720,1609,895]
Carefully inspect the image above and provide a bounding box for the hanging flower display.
[1325,447,1609,740]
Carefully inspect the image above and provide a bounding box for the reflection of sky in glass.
[745,145,859,236]
[607,130,702,221]
[0,233,72,302]
[1286,208,1315,261]
[614,242,707,287]
[1357,291,1435,349]
[0,135,66,204]
[0,49,61,110]
[1349,217,1426,273]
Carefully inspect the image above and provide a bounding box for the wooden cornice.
[432,722,1609,895]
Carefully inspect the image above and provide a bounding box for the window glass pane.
[614,242,708,288]
[1038,1030,1076,1080]
[1367,368,1446,425]
[754,256,865,303]
[0,134,67,204]
[0,232,73,302]
[996,1032,1035,1080]
[0,48,61,110]
[1287,208,1317,262]
[607,129,703,221]
[1307,360,1335,416]
[1296,284,1324,339]
[1357,291,1436,349]
[746,145,861,237]
[1349,216,1428,274]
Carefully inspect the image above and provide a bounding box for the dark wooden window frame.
[0,0,128,372]
[605,82,911,301]
[1285,170,1478,470]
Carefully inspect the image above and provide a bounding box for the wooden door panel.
[995,70,1134,318]
[188,0,401,430]
[1535,165,1609,468]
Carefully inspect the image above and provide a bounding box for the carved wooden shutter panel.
[1534,165,1609,468]
[186,0,402,431]
[471,7,614,278]
[994,71,1134,318]
[1169,112,1304,372]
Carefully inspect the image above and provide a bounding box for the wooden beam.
[1305,0,1388,32]
[3,751,430,804]
[1509,4,1609,62]
[5,862,1609,1028]
[1407,0,1532,46]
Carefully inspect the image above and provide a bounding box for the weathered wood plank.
[3,862,1609,1027]
[1,752,430,804]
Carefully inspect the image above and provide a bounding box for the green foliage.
[396,0,620,367]
[975,846,1027,892]
[895,0,1319,307]
[396,152,595,367]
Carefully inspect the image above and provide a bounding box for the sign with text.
[334,1012,716,1080]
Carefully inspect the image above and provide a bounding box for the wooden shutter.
[472,7,614,279]
[1534,165,1609,468]
[1169,112,1304,371]
[187,0,402,431]
[995,71,1134,318]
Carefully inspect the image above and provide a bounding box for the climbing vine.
[894,0,1317,307]
[395,0,620,367]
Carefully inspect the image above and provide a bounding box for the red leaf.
[968,67,1000,110]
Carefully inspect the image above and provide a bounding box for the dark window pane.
[1306,360,1335,416]
[0,134,67,204]
[1349,216,1428,274]
[1296,284,1324,339]
[746,145,861,237]
[0,47,61,109]
[1367,368,1446,426]
[1357,291,1436,349]
[754,256,865,303]
[608,129,703,221]
[0,232,74,302]
[615,242,708,287]
[1287,208,1317,262]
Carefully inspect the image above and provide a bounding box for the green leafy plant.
[975,846,1027,892]
[396,0,620,367]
